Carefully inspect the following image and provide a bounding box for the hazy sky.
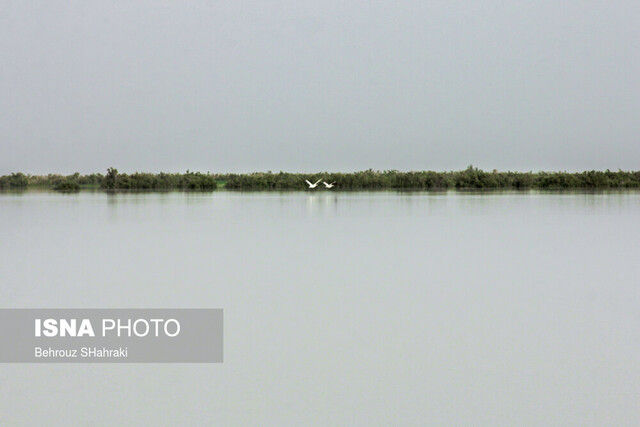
[1,0,638,174]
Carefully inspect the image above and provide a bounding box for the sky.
[0,0,638,174]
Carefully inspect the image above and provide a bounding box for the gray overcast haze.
[0,0,638,174]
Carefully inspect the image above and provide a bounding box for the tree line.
[1,167,639,191]
[0,169,217,191]
[222,167,640,190]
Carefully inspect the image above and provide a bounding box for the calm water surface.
[0,191,639,426]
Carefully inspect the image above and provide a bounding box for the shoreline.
[3,188,640,196]
[2,167,640,191]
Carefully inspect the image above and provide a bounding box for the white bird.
[323,181,336,188]
[305,179,322,189]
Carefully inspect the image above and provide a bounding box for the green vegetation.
[101,168,217,190]
[0,172,28,189]
[53,180,81,192]
[5,172,104,189]
[1,167,639,191]
[223,167,640,190]
[0,169,217,191]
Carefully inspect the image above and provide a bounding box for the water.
[1,191,639,426]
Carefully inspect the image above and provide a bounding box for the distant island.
[1,167,639,191]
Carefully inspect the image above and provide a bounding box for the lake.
[1,190,639,425]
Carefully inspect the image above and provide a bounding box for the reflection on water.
[306,193,340,216]
[0,191,639,425]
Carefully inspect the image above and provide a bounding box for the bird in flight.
[323,181,336,188]
[305,179,322,189]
